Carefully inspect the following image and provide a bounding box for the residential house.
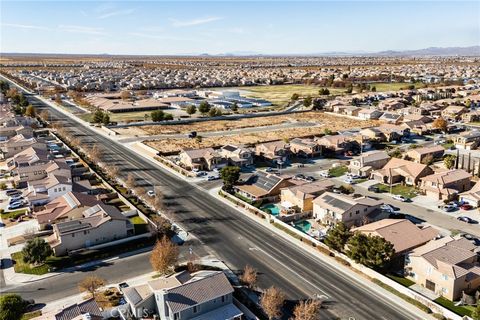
[25,169,73,205]
[34,192,100,229]
[50,203,133,256]
[352,219,439,255]
[358,108,383,120]
[280,180,335,212]
[312,192,382,227]
[460,180,480,207]
[0,134,37,160]
[462,111,480,123]
[50,298,103,320]
[379,112,403,124]
[179,148,228,171]
[6,145,49,172]
[219,144,253,167]
[420,169,472,200]
[348,150,390,177]
[402,114,432,123]
[289,138,321,158]
[123,270,242,320]
[441,105,468,120]
[404,236,480,301]
[406,145,445,164]
[454,131,480,150]
[255,140,290,165]
[371,158,433,186]
[360,125,406,142]
[234,171,295,202]
[15,159,70,188]
[401,120,430,135]
[315,135,353,155]
[378,100,405,111]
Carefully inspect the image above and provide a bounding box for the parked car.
[460,204,473,210]
[207,175,220,181]
[392,194,407,202]
[265,167,276,173]
[5,189,20,196]
[457,216,475,224]
[380,204,395,213]
[294,174,306,180]
[441,205,456,212]
[187,131,197,138]
[347,173,360,179]
[343,178,355,184]
[8,203,24,210]
[319,170,331,178]
[147,190,155,197]
[368,185,381,193]
[305,176,316,182]
[196,171,207,177]
[332,187,342,194]
[118,282,129,292]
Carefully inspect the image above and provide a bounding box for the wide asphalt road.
[3,84,420,320]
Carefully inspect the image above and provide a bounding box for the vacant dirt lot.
[145,113,377,154]
[123,112,375,136]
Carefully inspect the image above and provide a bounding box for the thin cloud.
[170,16,223,27]
[2,23,50,30]
[97,8,134,20]
[128,32,201,42]
[58,25,107,36]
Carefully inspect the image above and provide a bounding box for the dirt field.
[121,112,373,137]
[145,113,377,154]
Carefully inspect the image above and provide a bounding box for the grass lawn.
[11,252,50,275]
[354,178,368,184]
[329,165,348,177]
[1,208,28,220]
[225,84,345,107]
[21,311,42,320]
[434,296,475,317]
[375,183,418,199]
[386,274,415,287]
[129,215,149,234]
[442,142,454,149]
[369,82,426,92]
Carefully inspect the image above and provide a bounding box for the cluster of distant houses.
[0,101,137,257]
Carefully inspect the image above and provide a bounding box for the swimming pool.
[261,203,280,216]
[294,220,312,233]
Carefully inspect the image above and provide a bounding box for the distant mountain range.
[3,46,480,57]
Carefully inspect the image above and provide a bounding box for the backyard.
[434,296,475,317]
[129,215,149,234]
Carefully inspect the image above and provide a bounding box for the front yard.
[328,165,348,177]
[1,208,28,220]
[374,183,418,199]
[11,251,50,275]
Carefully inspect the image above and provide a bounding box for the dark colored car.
[460,204,473,210]
[457,216,474,223]
[368,185,381,193]
[188,131,197,138]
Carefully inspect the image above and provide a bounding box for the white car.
[147,190,155,197]
[319,170,331,178]
[343,178,355,184]
[392,194,407,202]
[380,204,395,212]
[207,175,220,181]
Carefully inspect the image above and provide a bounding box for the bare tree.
[149,215,172,238]
[39,110,50,122]
[106,166,120,182]
[89,145,102,164]
[291,299,322,320]
[240,265,257,289]
[125,173,136,190]
[120,91,131,101]
[78,275,106,299]
[150,236,178,275]
[260,286,286,320]
[133,186,147,198]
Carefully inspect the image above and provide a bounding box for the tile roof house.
[371,158,434,186]
[179,148,228,171]
[52,298,103,320]
[315,134,352,154]
[405,236,480,301]
[441,105,468,120]
[219,144,253,167]
[0,134,37,160]
[34,192,101,229]
[460,180,480,207]
[123,271,242,320]
[352,219,439,255]
[454,130,480,150]
[379,112,403,124]
[25,169,73,206]
[357,108,383,120]
[312,192,382,227]
[255,140,290,165]
[289,138,322,158]
[462,110,480,123]
[280,180,335,213]
[405,145,445,164]
[49,203,133,256]
[234,171,295,201]
[420,169,472,200]
[348,150,390,177]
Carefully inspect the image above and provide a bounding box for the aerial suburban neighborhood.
[1,1,480,320]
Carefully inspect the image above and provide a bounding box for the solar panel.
[57,220,90,234]
[323,195,352,211]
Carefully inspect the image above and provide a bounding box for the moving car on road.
[457,216,475,224]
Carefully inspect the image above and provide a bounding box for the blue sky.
[1,1,479,55]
